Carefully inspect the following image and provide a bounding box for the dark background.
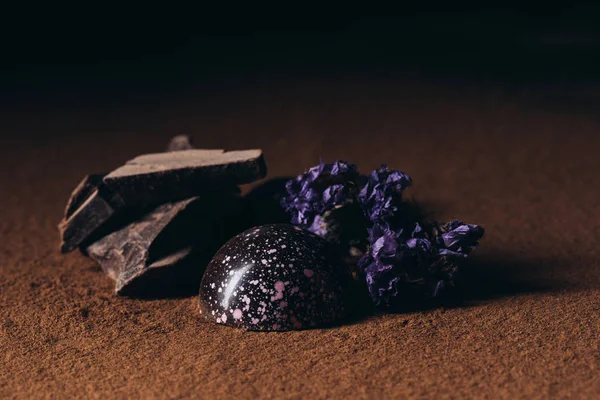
[3,5,600,105]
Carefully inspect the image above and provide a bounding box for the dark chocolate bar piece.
[58,142,266,253]
[86,192,240,296]
[63,174,106,218]
[59,189,115,253]
[103,149,266,206]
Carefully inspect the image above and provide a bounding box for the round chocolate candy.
[198,224,352,331]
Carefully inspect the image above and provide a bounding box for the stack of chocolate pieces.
[58,136,267,297]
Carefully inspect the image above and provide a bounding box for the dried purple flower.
[282,159,485,309]
[358,219,484,307]
[281,160,360,235]
[358,222,433,305]
[359,165,412,231]
[436,220,484,257]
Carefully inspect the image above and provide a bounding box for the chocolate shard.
[86,190,240,296]
[59,189,115,253]
[103,149,266,206]
[63,174,106,219]
[58,181,128,253]
[58,146,266,253]
[167,135,194,151]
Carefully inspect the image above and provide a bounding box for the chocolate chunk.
[58,145,266,253]
[167,135,194,151]
[86,191,240,296]
[59,189,116,253]
[63,174,106,219]
[103,149,266,206]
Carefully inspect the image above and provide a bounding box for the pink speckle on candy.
[233,309,243,320]
[304,269,314,278]
[271,292,283,301]
[270,281,285,301]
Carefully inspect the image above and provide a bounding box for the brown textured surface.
[1,78,599,399]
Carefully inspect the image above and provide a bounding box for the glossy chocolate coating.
[198,224,351,331]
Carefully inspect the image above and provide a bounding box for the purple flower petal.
[281,160,360,238]
[359,165,412,228]
[438,220,485,256]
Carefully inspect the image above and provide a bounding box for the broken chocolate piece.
[167,135,194,151]
[59,189,116,253]
[103,149,266,206]
[63,174,106,219]
[86,191,240,296]
[58,147,266,253]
